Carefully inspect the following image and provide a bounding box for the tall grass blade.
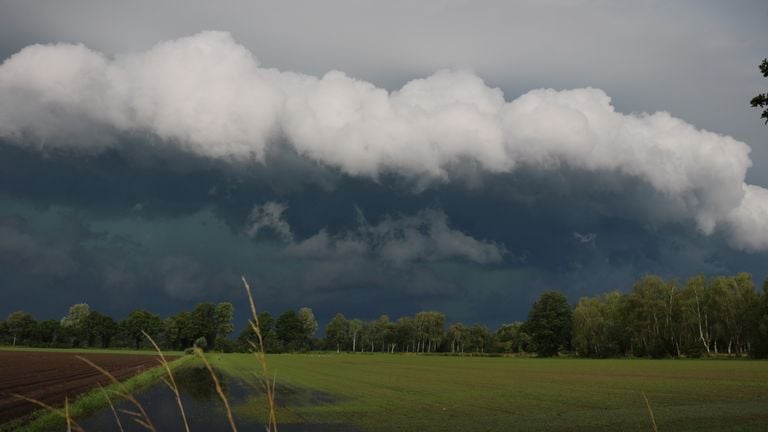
[142,330,191,432]
[194,348,238,432]
[10,393,86,432]
[243,276,278,432]
[65,397,71,432]
[642,391,658,432]
[98,383,124,432]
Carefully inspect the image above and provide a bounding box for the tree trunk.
[695,290,711,355]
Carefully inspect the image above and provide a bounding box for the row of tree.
[0,302,237,351]
[237,273,768,358]
[3,273,768,358]
[572,273,768,358]
[235,307,319,352]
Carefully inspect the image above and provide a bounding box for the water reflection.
[73,366,357,432]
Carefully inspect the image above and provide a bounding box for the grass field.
[211,354,768,432]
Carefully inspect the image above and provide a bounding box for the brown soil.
[0,350,174,424]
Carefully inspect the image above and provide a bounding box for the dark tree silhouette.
[524,291,573,357]
[751,58,768,124]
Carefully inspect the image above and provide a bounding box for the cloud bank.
[0,31,766,250]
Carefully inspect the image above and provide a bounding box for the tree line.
[240,272,768,358]
[0,302,237,352]
[571,273,768,358]
[3,272,768,358]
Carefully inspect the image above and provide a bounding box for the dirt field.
[0,351,171,424]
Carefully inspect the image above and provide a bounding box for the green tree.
[448,323,468,353]
[84,311,118,348]
[164,311,194,350]
[31,320,62,346]
[5,311,36,346]
[349,319,364,352]
[524,291,572,357]
[572,296,605,357]
[359,321,375,352]
[60,303,90,347]
[679,275,713,356]
[0,320,8,344]
[257,312,279,352]
[493,322,530,353]
[414,311,445,352]
[626,275,679,357]
[373,315,393,352]
[214,303,235,349]
[298,307,318,341]
[751,58,768,124]
[121,310,163,350]
[393,317,416,352]
[468,324,491,353]
[236,311,279,352]
[276,310,305,351]
[748,278,768,357]
[325,313,349,352]
[190,303,218,347]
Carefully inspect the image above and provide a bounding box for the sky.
[1,0,767,329]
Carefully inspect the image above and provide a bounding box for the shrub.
[193,336,208,351]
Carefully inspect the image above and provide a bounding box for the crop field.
[0,350,173,424]
[211,354,768,432]
[3,350,768,431]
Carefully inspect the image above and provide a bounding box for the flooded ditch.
[73,366,358,432]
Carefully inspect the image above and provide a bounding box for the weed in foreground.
[243,275,279,432]
[143,330,190,432]
[8,393,85,432]
[642,391,658,432]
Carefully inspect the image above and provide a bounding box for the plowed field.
[0,351,170,424]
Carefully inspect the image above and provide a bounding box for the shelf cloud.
[1,31,766,250]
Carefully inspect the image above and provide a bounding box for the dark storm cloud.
[2,142,765,327]
[1,2,767,327]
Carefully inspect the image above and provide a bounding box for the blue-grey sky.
[1,0,767,328]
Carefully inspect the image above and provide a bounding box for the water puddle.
[72,366,357,432]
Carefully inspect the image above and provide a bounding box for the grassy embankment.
[0,348,193,432]
[211,353,768,432]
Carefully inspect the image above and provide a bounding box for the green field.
[211,354,768,432]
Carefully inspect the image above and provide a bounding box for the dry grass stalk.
[194,347,238,432]
[98,383,125,432]
[65,397,71,432]
[242,275,279,432]
[642,391,658,432]
[143,330,191,432]
[9,393,86,432]
[75,355,157,432]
